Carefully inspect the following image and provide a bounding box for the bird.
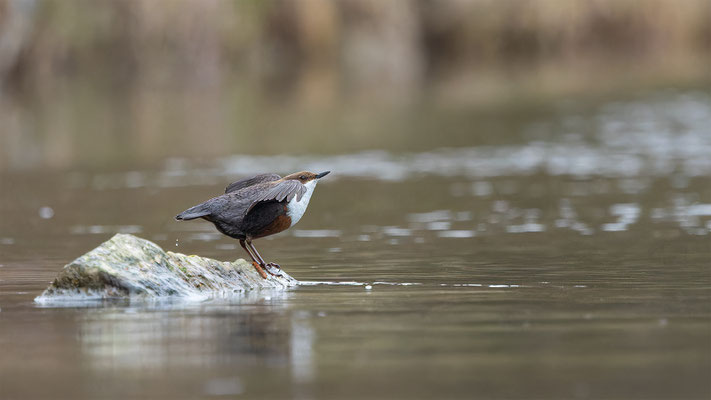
[175,170,330,278]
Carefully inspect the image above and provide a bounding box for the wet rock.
[35,233,298,302]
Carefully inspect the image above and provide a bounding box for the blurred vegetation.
[0,0,709,170]
[3,0,710,100]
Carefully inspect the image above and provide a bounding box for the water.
[1,90,710,399]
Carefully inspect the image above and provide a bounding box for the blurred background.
[0,0,709,169]
[1,1,710,399]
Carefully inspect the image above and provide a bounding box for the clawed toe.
[264,263,282,277]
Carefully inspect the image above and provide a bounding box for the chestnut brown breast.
[252,214,293,238]
[240,201,292,239]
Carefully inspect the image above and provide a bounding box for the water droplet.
[39,206,54,219]
[175,239,179,247]
[365,285,373,290]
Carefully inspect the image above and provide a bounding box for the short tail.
[175,204,211,221]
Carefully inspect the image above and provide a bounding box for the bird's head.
[284,171,330,185]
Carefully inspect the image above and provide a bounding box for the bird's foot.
[251,262,268,279]
[264,263,282,277]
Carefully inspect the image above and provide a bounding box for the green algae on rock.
[35,234,298,302]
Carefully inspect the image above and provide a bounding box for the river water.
[1,90,710,399]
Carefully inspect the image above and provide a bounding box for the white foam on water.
[687,204,711,216]
[407,210,453,223]
[292,229,342,238]
[506,223,546,233]
[448,283,483,287]
[299,281,365,286]
[382,227,412,237]
[426,221,451,231]
[70,225,143,235]
[299,281,422,287]
[436,283,525,288]
[437,230,476,238]
[601,223,628,232]
[601,203,641,232]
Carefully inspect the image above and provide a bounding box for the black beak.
[315,171,330,179]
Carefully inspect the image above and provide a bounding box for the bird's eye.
[299,175,306,180]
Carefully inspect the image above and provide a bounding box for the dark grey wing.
[245,180,306,214]
[225,173,281,194]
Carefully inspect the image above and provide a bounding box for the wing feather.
[225,173,281,194]
[245,180,306,214]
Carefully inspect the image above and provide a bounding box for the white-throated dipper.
[175,171,330,278]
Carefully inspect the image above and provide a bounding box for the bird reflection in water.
[77,291,314,384]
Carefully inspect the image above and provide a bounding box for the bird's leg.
[239,238,262,264]
[244,239,266,265]
[239,239,267,279]
[246,240,282,277]
[247,241,280,270]
[248,241,279,269]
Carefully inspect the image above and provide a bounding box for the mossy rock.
[35,234,298,302]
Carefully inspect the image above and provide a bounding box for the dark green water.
[1,90,710,399]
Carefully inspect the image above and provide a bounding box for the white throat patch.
[286,179,317,226]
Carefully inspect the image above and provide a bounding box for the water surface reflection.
[0,89,710,399]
